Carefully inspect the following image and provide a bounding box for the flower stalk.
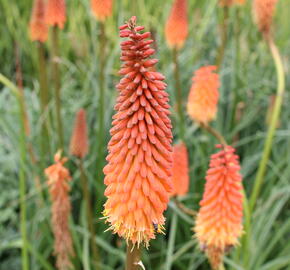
[173,48,185,140]
[51,26,64,149]
[249,35,285,211]
[97,21,106,176]
[37,42,50,157]
[216,6,229,70]
[126,242,141,270]
[78,159,100,268]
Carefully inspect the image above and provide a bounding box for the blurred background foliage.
[0,0,290,269]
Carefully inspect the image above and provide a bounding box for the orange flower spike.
[45,152,74,270]
[194,145,243,269]
[91,0,113,21]
[253,0,278,36]
[187,66,220,124]
[45,0,66,29]
[103,16,173,247]
[29,0,48,42]
[171,143,189,197]
[69,109,89,159]
[165,0,188,49]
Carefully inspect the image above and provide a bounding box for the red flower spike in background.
[194,145,243,269]
[45,152,74,270]
[187,66,220,125]
[253,0,278,36]
[45,0,66,29]
[165,0,188,49]
[69,108,89,159]
[171,143,189,197]
[91,0,113,21]
[103,16,173,247]
[29,0,48,42]
[219,0,246,6]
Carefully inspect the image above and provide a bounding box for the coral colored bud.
[69,109,89,159]
[91,0,113,21]
[103,16,173,247]
[165,0,188,49]
[187,66,220,124]
[29,0,48,42]
[45,0,66,29]
[171,143,189,197]
[45,152,74,270]
[253,0,278,36]
[194,145,243,269]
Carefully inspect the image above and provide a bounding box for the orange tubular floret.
[194,145,243,269]
[187,66,220,124]
[103,16,173,247]
[45,0,66,29]
[165,0,188,49]
[29,0,48,42]
[91,0,113,21]
[69,109,89,159]
[45,152,74,270]
[253,0,278,36]
[171,143,189,197]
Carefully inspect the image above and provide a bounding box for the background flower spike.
[29,0,48,42]
[194,145,243,269]
[187,66,220,125]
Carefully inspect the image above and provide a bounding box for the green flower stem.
[78,159,100,269]
[51,26,64,149]
[200,123,227,146]
[37,42,50,158]
[216,6,229,70]
[173,48,185,140]
[165,212,177,270]
[173,197,196,217]
[249,36,285,212]
[97,22,106,177]
[126,242,141,270]
[0,73,29,270]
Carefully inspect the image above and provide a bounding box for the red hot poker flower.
[253,0,278,36]
[194,145,243,269]
[91,0,113,21]
[45,152,74,270]
[69,108,89,159]
[165,0,188,49]
[45,0,66,29]
[171,143,190,197]
[103,16,173,247]
[187,66,220,124]
[29,0,48,42]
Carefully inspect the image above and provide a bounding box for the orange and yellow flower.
[103,16,173,247]
[45,0,66,29]
[69,109,89,159]
[171,143,189,197]
[165,0,188,49]
[45,152,74,270]
[253,0,278,36]
[29,0,48,42]
[219,0,246,6]
[187,66,220,124]
[194,145,243,269]
[91,0,113,21]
